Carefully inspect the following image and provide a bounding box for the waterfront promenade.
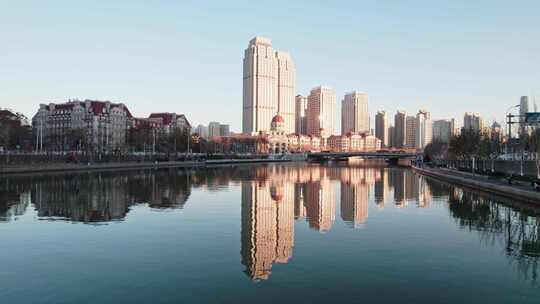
[413,166,540,204]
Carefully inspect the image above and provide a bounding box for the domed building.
[268,114,289,154]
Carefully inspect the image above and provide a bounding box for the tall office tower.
[341,91,369,135]
[388,125,394,148]
[295,95,308,134]
[415,110,432,149]
[393,111,406,148]
[375,110,389,147]
[405,116,417,148]
[432,119,455,143]
[208,121,221,137]
[307,86,337,137]
[520,96,529,135]
[242,37,296,134]
[219,124,230,136]
[193,124,209,138]
[276,51,296,133]
[463,112,484,132]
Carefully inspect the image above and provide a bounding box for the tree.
[423,140,448,163]
[128,125,154,152]
[449,129,481,160]
[0,122,10,149]
[169,128,190,153]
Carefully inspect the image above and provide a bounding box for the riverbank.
[0,158,292,175]
[412,166,540,204]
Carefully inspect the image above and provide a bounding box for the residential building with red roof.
[32,99,133,152]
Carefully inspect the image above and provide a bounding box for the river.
[1,163,539,303]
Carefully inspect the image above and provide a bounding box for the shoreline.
[412,166,540,204]
[0,158,293,176]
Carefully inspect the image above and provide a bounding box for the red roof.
[90,101,105,114]
[272,114,284,123]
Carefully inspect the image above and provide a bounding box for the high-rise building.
[341,91,369,135]
[520,96,529,136]
[219,124,230,137]
[415,110,432,149]
[463,112,483,132]
[432,119,455,143]
[193,124,208,138]
[405,116,417,148]
[306,86,336,137]
[276,51,296,133]
[208,121,221,137]
[375,110,389,147]
[295,95,308,135]
[388,125,394,148]
[393,111,406,148]
[242,37,295,135]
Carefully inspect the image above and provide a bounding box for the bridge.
[307,151,418,164]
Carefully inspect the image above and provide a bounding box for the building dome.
[271,114,284,123]
[270,114,285,133]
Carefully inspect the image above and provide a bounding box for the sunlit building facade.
[295,95,308,135]
[242,37,296,134]
[307,86,336,137]
[341,91,369,135]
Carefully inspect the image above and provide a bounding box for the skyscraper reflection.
[1,164,445,281]
[240,179,295,281]
[340,167,370,228]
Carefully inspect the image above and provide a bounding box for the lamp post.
[505,104,520,157]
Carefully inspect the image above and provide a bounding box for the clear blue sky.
[1,0,539,131]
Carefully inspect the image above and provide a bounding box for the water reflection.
[1,164,540,284]
[0,170,192,223]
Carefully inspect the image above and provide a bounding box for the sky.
[1,0,539,132]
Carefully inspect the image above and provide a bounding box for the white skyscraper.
[307,86,336,137]
[295,95,308,134]
[341,91,369,135]
[415,110,432,149]
[242,37,296,135]
[276,51,296,133]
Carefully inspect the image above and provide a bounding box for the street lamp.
[505,104,520,157]
[505,104,520,139]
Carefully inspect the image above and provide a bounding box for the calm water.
[1,163,540,303]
